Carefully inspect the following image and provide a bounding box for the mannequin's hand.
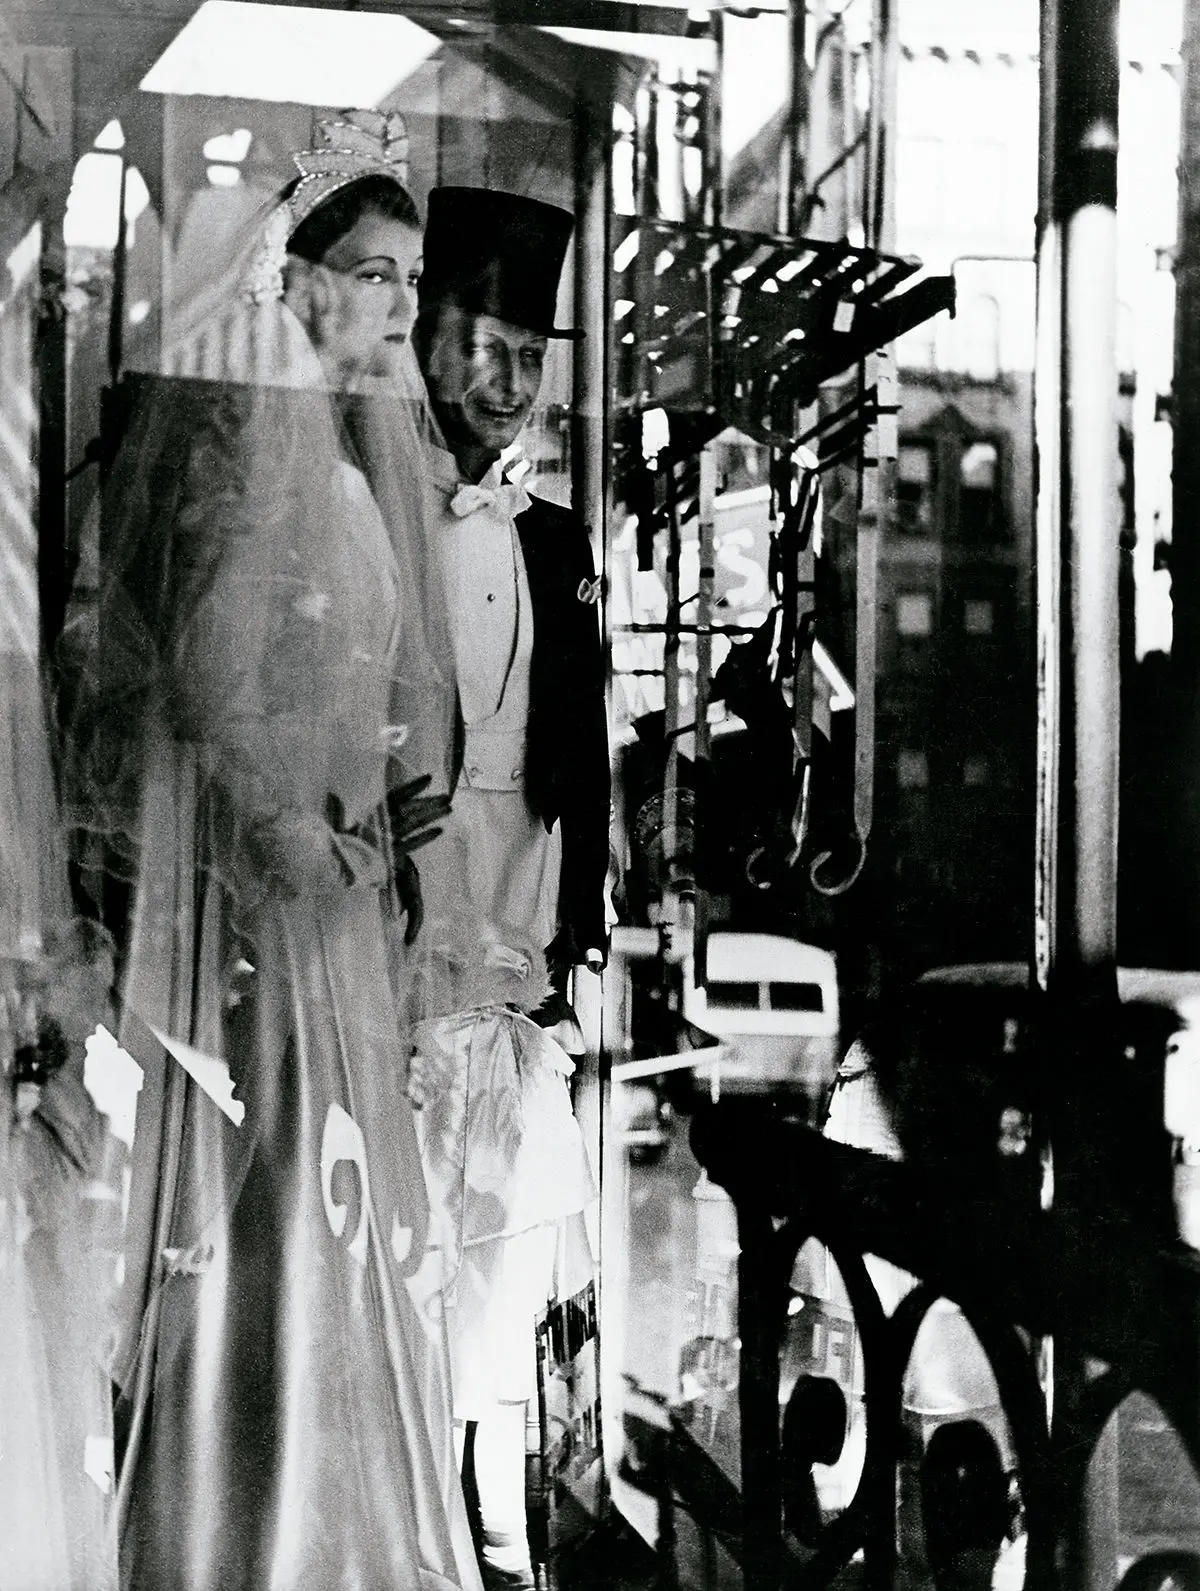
[394,854,425,947]
[385,776,450,946]
[386,774,450,855]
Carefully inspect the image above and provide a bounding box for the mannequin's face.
[421,306,548,460]
[286,210,423,386]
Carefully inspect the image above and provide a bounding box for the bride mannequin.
[65,110,478,1591]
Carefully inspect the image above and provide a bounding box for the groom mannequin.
[412,186,609,982]
[411,187,609,1590]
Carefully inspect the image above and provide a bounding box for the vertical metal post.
[694,446,717,989]
[570,98,611,858]
[835,0,897,897]
[1030,0,1065,1559]
[864,0,897,255]
[570,88,613,1521]
[662,465,684,910]
[706,11,724,234]
[1047,0,1121,991]
[780,0,808,236]
[1036,3,1123,1590]
[641,77,661,220]
[737,1204,784,1591]
[1033,0,1063,991]
[573,93,612,573]
[696,481,717,683]
[108,154,129,384]
[803,2,846,243]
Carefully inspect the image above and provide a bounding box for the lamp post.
[1034,1,1123,1585]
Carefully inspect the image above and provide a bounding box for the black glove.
[383,775,451,946]
[392,854,425,946]
[385,774,450,855]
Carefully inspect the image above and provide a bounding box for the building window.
[959,440,1000,540]
[897,749,929,789]
[963,598,994,636]
[896,591,933,637]
[963,754,990,788]
[897,442,935,534]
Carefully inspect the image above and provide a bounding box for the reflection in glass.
[0,221,123,1591]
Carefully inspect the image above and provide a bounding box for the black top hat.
[417,186,580,340]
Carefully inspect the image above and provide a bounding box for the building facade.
[872,2,1181,979]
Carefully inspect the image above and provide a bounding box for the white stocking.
[473,1402,534,1589]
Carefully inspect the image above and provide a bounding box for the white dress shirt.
[420,445,562,976]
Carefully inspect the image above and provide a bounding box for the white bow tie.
[448,480,532,521]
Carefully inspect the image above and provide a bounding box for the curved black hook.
[810,830,867,897]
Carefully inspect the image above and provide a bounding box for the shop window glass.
[55,20,616,1586]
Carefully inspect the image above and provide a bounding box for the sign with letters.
[531,1280,603,1588]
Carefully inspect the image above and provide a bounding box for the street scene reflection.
[4,0,1200,1588]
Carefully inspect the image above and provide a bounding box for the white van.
[684,932,840,1098]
